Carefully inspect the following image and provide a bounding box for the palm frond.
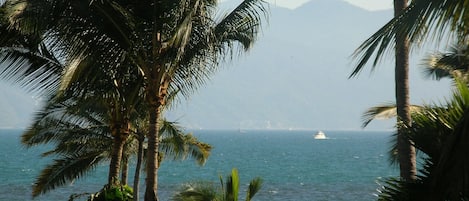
[245,177,262,201]
[32,151,106,197]
[422,42,469,82]
[172,168,262,201]
[376,158,436,201]
[0,43,63,94]
[214,0,268,51]
[169,0,268,99]
[351,0,469,77]
[159,119,212,165]
[225,168,239,201]
[361,104,423,128]
[21,94,111,147]
[171,182,219,201]
[430,105,469,200]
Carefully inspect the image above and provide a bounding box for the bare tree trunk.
[394,0,417,181]
[109,121,130,185]
[109,133,124,185]
[121,149,129,186]
[133,130,145,201]
[144,79,162,201]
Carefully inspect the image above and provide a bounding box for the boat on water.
[314,131,327,139]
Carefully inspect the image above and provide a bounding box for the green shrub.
[88,184,133,201]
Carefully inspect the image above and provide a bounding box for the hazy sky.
[266,0,393,10]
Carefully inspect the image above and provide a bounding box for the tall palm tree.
[0,1,267,200]
[362,43,469,199]
[350,0,469,183]
[392,0,416,181]
[350,0,416,181]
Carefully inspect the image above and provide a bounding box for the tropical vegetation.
[0,0,267,200]
[22,91,212,199]
[362,41,469,200]
[7,0,469,200]
[352,0,417,181]
[352,0,469,182]
[171,168,263,201]
[363,79,469,200]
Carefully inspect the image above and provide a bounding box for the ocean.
[0,129,398,201]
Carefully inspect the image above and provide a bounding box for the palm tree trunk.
[145,81,161,201]
[109,133,125,185]
[109,122,130,185]
[133,130,145,201]
[121,149,129,186]
[394,0,416,181]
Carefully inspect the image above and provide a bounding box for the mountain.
[165,0,452,130]
[0,0,452,130]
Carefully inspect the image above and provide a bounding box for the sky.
[266,0,393,10]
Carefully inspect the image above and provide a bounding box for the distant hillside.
[165,0,452,130]
[0,0,452,130]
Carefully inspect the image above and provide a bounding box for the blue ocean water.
[0,129,397,201]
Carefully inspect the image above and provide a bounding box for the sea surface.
[0,129,398,201]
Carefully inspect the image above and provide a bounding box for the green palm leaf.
[422,43,469,82]
[159,119,212,165]
[32,151,106,197]
[351,0,469,77]
[172,168,262,201]
[245,177,262,201]
[172,182,219,201]
[361,104,423,128]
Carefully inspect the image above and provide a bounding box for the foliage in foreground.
[87,184,134,201]
[172,168,263,201]
[366,80,469,200]
[21,93,212,197]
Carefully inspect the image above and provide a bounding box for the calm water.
[0,129,397,201]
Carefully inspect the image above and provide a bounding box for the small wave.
[268,190,279,194]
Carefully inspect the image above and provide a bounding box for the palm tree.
[0,1,267,200]
[392,0,416,181]
[22,93,212,197]
[1,4,138,189]
[364,80,469,200]
[171,168,263,201]
[362,43,469,199]
[350,0,417,181]
[351,0,469,184]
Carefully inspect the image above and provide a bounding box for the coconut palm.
[1,4,138,189]
[22,93,212,197]
[362,39,469,199]
[350,0,417,181]
[0,1,267,200]
[351,0,469,182]
[171,168,263,201]
[392,0,416,181]
[365,80,469,200]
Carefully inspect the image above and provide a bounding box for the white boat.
[314,131,327,139]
